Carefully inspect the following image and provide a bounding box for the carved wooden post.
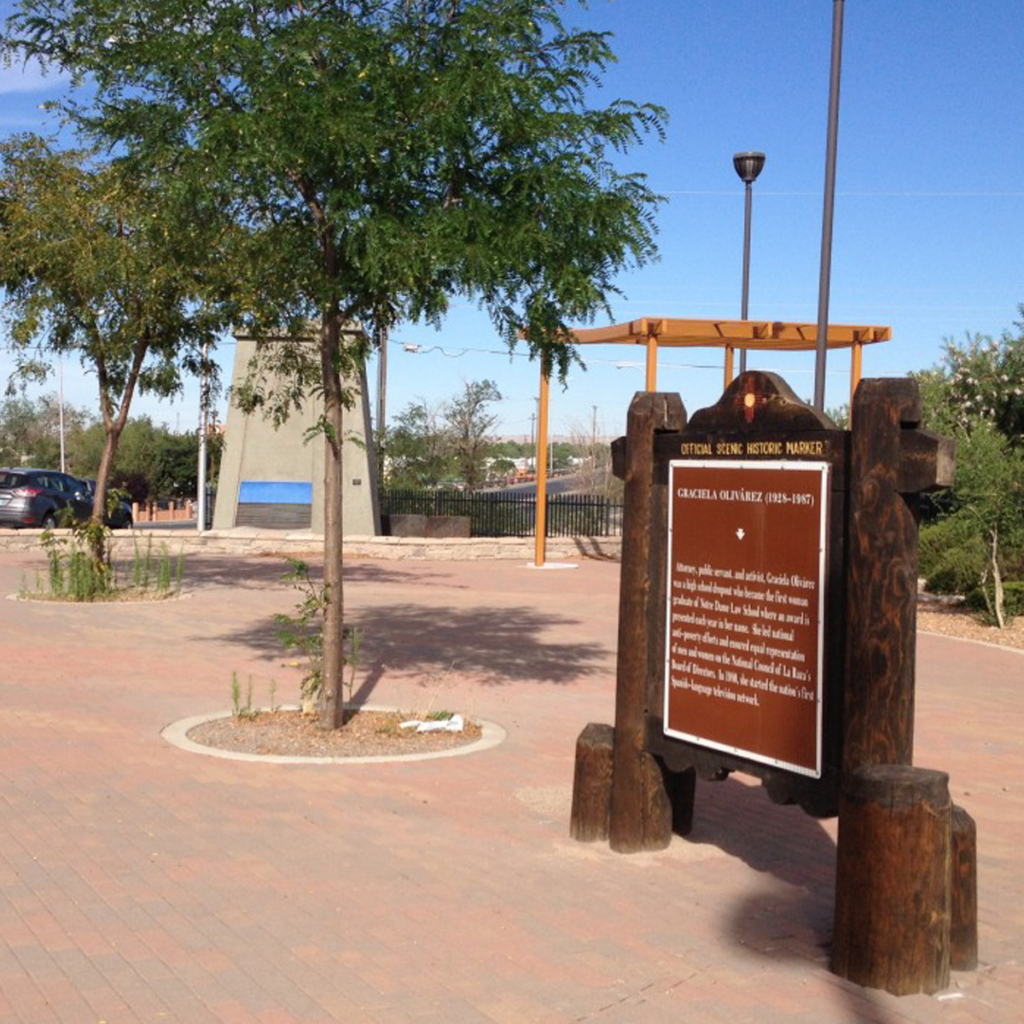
[833,765,952,995]
[844,378,955,770]
[609,392,686,853]
[837,379,966,995]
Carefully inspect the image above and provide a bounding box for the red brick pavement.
[0,549,1021,1023]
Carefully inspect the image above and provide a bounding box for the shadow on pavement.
[176,554,460,591]
[193,600,610,691]
[691,777,903,1023]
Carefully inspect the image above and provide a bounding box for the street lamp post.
[733,151,766,376]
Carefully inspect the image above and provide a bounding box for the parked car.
[0,468,92,528]
[0,469,134,529]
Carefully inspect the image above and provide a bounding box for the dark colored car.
[0,468,92,528]
[0,469,134,529]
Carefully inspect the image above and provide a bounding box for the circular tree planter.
[162,704,506,765]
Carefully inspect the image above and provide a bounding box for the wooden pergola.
[533,316,891,566]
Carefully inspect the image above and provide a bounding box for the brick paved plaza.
[1,549,1021,1023]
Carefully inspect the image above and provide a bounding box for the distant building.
[213,328,379,534]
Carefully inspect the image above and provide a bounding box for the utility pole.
[814,0,846,410]
[376,326,388,482]
[57,357,66,473]
[591,405,598,485]
[197,341,209,532]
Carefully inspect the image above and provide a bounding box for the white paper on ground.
[399,714,465,733]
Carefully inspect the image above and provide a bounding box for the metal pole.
[57,357,66,473]
[197,342,208,532]
[534,359,550,567]
[739,181,753,375]
[591,405,598,484]
[814,0,846,410]
[376,326,388,481]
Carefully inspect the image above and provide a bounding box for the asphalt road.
[487,474,580,495]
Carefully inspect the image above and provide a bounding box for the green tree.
[384,400,453,489]
[6,0,665,726]
[443,380,501,491]
[0,392,91,468]
[952,421,1024,627]
[916,324,1024,626]
[0,136,230,557]
[71,416,205,503]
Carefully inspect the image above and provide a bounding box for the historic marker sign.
[664,459,830,777]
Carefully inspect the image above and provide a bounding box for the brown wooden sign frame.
[571,371,976,997]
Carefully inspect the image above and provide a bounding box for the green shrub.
[965,581,1024,621]
[920,518,987,594]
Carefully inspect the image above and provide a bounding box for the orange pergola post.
[724,345,735,391]
[645,333,658,392]
[534,355,551,567]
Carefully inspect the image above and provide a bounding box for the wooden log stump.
[570,723,614,842]
[833,764,952,995]
[950,804,978,971]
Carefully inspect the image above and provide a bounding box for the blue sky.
[2,0,1022,443]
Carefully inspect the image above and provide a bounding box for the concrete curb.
[161,703,507,765]
[0,527,623,562]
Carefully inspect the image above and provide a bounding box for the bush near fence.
[379,489,622,539]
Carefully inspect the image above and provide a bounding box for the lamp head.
[733,151,766,185]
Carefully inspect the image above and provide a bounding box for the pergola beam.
[531,315,891,566]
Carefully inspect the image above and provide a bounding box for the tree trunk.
[89,423,123,566]
[319,309,346,730]
[991,526,1005,629]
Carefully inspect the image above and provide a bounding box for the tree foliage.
[0,135,231,554]
[0,392,91,468]
[4,0,666,725]
[71,416,223,502]
[443,379,501,490]
[385,379,502,490]
[915,321,1024,626]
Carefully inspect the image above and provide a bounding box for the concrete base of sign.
[524,561,579,570]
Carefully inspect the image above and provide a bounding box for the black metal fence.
[380,488,622,538]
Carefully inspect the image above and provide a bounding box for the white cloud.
[0,56,68,95]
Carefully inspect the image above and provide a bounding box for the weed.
[274,558,366,718]
[157,543,172,591]
[40,525,112,601]
[142,535,153,588]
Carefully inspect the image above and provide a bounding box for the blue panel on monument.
[235,481,314,529]
[238,481,313,505]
